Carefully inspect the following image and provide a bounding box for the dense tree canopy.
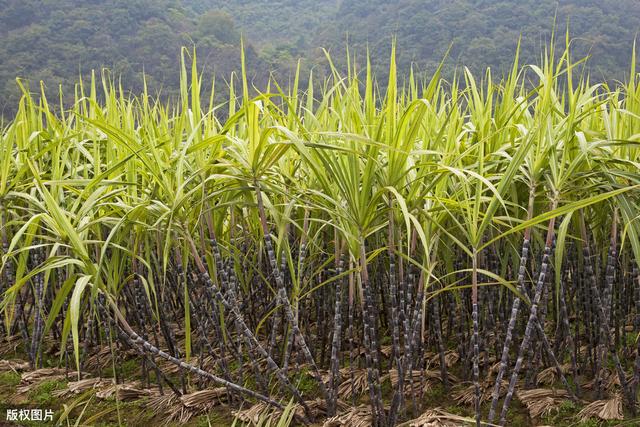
[0,0,263,115]
[1,0,639,116]
[314,0,640,81]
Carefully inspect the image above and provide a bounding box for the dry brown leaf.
[95,381,158,401]
[0,359,29,372]
[582,368,626,392]
[397,407,475,426]
[517,388,570,419]
[234,397,348,425]
[323,405,373,427]
[336,368,370,399]
[385,368,460,396]
[452,380,507,407]
[54,377,114,397]
[535,363,572,386]
[16,368,75,395]
[577,394,624,421]
[0,335,21,355]
[429,351,460,368]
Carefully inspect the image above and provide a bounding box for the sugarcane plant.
[1,37,640,427]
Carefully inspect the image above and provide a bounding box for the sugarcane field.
[2,18,640,426]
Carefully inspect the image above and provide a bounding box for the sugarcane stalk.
[488,186,535,423]
[284,212,310,372]
[471,248,481,427]
[632,268,640,397]
[30,247,45,368]
[347,259,357,405]
[580,212,635,414]
[254,181,329,404]
[498,197,558,426]
[185,233,314,419]
[360,240,386,427]
[327,249,345,416]
[387,208,404,426]
[103,296,302,419]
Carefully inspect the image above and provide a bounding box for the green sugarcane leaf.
[70,275,92,373]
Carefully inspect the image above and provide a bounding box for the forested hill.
[1,0,639,115]
[0,0,265,114]
[315,0,640,81]
[200,0,640,80]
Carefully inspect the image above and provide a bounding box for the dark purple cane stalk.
[471,250,481,427]
[347,260,357,405]
[407,269,426,412]
[30,247,45,369]
[580,213,635,414]
[498,198,558,426]
[632,269,640,397]
[186,271,234,386]
[185,234,313,419]
[488,187,535,423]
[158,276,186,393]
[634,267,640,335]
[268,288,283,358]
[532,317,576,400]
[576,246,596,375]
[525,271,548,388]
[254,182,329,403]
[14,283,31,359]
[130,249,153,386]
[603,212,618,327]
[0,206,10,336]
[284,212,310,372]
[387,209,404,426]
[101,296,302,419]
[97,290,180,397]
[217,207,247,384]
[360,241,386,427]
[320,271,332,368]
[558,269,580,396]
[327,248,345,416]
[433,290,448,390]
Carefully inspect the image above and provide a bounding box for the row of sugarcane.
[1,40,640,426]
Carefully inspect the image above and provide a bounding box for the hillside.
[0,0,264,114]
[314,0,640,80]
[1,0,639,115]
